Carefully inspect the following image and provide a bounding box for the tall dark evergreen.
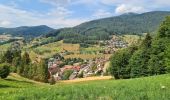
[129,34,152,77]
[37,59,48,82]
[3,50,13,64]
[18,52,31,77]
[148,16,170,74]
[22,52,31,65]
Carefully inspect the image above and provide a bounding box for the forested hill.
[45,11,170,44]
[0,25,55,38]
[74,11,170,34]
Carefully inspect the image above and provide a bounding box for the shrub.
[0,63,10,79]
[62,70,73,80]
[49,76,56,85]
[78,71,84,78]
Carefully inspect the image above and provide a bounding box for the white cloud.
[115,4,147,14]
[102,0,170,14]
[0,4,87,28]
[101,0,121,5]
[93,9,112,19]
[72,0,98,5]
[40,0,71,6]
[0,0,170,28]
[0,20,11,27]
[47,6,73,18]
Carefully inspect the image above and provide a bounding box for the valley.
[0,10,170,100]
[0,33,142,81]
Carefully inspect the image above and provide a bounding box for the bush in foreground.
[0,63,10,79]
[49,76,56,85]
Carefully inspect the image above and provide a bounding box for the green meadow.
[0,74,170,100]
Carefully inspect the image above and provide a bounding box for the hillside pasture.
[0,43,11,52]
[0,74,170,100]
[80,45,104,54]
[62,43,80,53]
[30,41,80,59]
[122,35,142,46]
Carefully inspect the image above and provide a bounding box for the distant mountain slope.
[45,11,170,44]
[0,25,55,38]
[74,11,170,34]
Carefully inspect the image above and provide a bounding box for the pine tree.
[129,34,152,77]
[148,16,170,75]
[3,50,13,64]
[22,52,31,65]
[147,38,167,75]
[18,52,31,76]
[158,16,170,38]
[38,59,48,82]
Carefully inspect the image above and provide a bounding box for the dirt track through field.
[10,73,112,85]
[59,76,112,83]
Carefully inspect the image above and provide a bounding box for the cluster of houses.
[48,56,108,81]
[101,36,128,54]
[47,35,129,81]
[0,34,23,43]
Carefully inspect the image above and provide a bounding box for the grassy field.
[1,74,170,100]
[62,43,80,52]
[0,43,11,51]
[80,45,104,54]
[122,35,142,46]
[29,41,81,59]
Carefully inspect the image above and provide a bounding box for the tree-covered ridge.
[0,25,55,39]
[0,42,48,82]
[45,11,170,44]
[75,11,170,34]
[110,16,170,79]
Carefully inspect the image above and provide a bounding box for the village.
[0,34,23,43]
[48,36,128,81]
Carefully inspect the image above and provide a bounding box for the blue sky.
[0,0,170,28]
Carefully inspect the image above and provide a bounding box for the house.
[48,64,60,75]
[53,73,61,81]
[69,71,78,80]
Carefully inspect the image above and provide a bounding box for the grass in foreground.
[0,74,170,100]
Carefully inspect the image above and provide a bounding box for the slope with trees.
[44,11,170,44]
[0,42,48,82]
[0,25,55,40]
[110,16,170,79]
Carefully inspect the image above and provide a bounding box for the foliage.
[0,25,54,40]
[62,70,74,80]
[44,11,170,44]
[49,75,56,85]
[129,34,152,78]
[1,44,49,82]
[37,59,49,82]
[110,16,170,79]
[0,63,10,78]
[78,71,84,78]
[110,46,137,79]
